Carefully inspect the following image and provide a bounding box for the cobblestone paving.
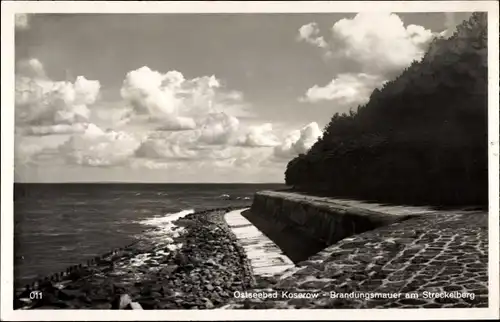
[224,210,488,309]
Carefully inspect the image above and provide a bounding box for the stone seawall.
[226,192,488,309]
[246,191,420,262]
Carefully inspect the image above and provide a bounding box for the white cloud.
[297,22,328,48]
[14,133,71,166]
[274,122,323,159]
[120,67,185,117]
[15,138,49,165]
[134,131,199,161]
[120,66,242,131]
[298,13,435,76]
[15,60,299,180]
[134,112,240,162]
[205,146,274,170]
[298,13,436,105]
[15,59,101,135]
[17,58,45,78]
[328,13,434,75]
[196,112,240,145]
[237,123,280,147]
[301,73,386,104]
[154,116,197,131]
[18,123,92,136]
[15,13,29,30]
[60,124,141,167]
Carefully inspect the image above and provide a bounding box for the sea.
[13,183,286,288]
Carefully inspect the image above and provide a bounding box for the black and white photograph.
[1,1,499,320]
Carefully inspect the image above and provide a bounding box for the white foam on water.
[225,208,295,277]
[121,209,194,271]
[137,209,194,242]
[140,209,195,227]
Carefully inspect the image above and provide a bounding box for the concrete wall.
[245,190,410,262]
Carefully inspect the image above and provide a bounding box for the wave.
[136,209,194,244]
[139,209,194,227]
[218,194,252,200]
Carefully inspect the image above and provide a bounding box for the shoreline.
[14,206,256,310]
[14,200,488,310]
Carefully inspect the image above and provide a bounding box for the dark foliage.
[285,13,488,206]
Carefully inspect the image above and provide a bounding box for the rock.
[182,302,195,309]
[140,286,152,296]
[175,253,188,265]
[201,297,215,309]
[151,284,163,293]
[165,265,179,274]
[78,294,92,304]
[158,302,178,309]
[17,287,32,299]
[32,293,68,309]
[162,285,176,296]
[150,292,162,298]
[56,289,79,301]
[112,294,133,309]
[125,302,143,310]
[110,283,127,295]
[137,298,157,309]
[94,303,112,309]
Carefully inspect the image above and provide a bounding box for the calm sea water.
[13,183,285,288]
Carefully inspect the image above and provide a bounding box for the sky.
[13,12,471,183]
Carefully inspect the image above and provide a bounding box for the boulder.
[112,294,133,309]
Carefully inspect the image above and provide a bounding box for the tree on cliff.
[285,12,488,206]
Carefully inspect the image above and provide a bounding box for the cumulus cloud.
[135,139,198,160]
[274,122,323,159]
[237,123,280,147]
[15,58,101,135]
[327,12,434,75]
[301,73,387,104]
[196,112,240,145]
[60,124,141,167]
[17,123,92,136]
[120,67,186,117]
[221,147,274,169]
[134,112,240,163]
[120,66,242,131]
[131,120,322,171]
[154,116,197,131]
[298,13,436,105]
[134,130,199,161]
[297,22,328,48]
[15,13,30,30]
[17,58,46,78]
[15,137,49,165]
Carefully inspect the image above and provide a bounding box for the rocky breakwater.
[14,207,255,310]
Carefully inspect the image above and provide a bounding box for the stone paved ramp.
[224,210,488,309]
[225,209,295,277]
